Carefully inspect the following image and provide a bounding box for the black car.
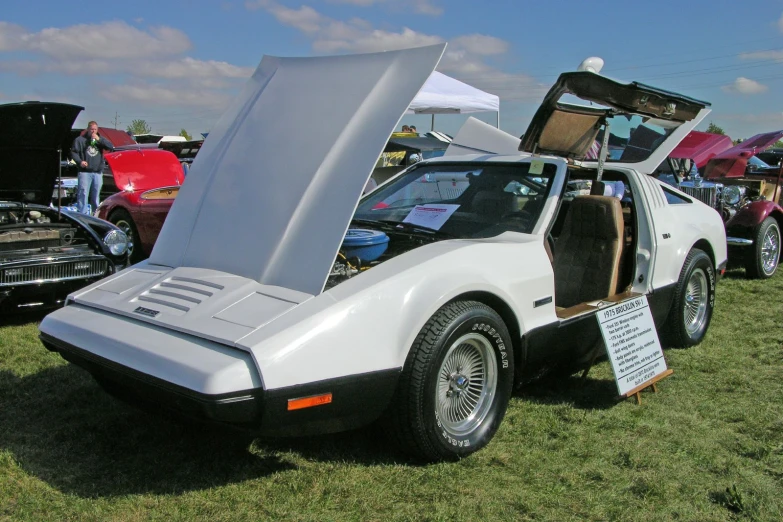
[0,101,130,313]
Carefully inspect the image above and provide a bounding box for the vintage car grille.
[679,181,723,211]
[0,258,108,287]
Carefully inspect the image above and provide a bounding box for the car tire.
[663,248,715,348]
[744,217,780,279]
[390,300,514,461]
[109,209,144,264]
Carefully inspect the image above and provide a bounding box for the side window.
[662,186,691,205]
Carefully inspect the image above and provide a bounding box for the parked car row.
[38,45,731,462]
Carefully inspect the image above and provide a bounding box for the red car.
[670,131,783,278]
[97,149,184,263]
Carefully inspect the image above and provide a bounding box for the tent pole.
[431,114,435,131]
[496,110,500,129]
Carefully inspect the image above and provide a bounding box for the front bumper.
[39,303,399,435]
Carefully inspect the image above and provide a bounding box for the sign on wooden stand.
[597,295,672,404]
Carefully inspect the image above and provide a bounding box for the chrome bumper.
[727,237,753,247]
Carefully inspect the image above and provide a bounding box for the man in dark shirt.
[71,121,114,214]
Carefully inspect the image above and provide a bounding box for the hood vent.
[136,275,227,315]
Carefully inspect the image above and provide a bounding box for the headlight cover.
[103,229,129,256]
[723,185,745,206]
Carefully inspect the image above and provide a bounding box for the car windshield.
[355,161,558,238]
[748,155,772,169]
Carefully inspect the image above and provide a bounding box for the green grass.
[1,269,782,521]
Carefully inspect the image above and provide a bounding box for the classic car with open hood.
[39,45,726,461]
[0,102,129,313]
[94,148,185,263]
[669,131,783,279]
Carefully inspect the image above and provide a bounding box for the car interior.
[548,169,638,319]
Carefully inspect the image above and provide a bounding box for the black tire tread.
[663,248,713,348]
[390,300,506,461]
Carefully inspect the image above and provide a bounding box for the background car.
[675,131,783,278]
[0,101,129,313]
[95,149,185,263]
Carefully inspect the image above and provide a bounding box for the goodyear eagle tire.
[391,301,514,461]
[745,217,780,279]
[663,248,715,348]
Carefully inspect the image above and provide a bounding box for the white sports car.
[40,44,727,461]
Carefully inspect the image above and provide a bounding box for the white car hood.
[149,44,446,296]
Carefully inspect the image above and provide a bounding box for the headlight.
[723,185,745,206]
[103,229,129,256]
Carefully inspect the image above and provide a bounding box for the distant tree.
[126,119,152,136]
[706,122,726,135]
[179,128,193,140]
[772,140,783,149]
[733,138,744,145]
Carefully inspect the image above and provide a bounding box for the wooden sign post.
[597,295,672,404]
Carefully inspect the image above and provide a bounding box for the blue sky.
[2,0,783,139]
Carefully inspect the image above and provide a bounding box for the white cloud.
[721,77,768,95]
[451,34,508,56]
[22,21,191,60]
[0,22,27,51]
[102,81,234,109]
[739,49,783,61]
[324,0,443,15]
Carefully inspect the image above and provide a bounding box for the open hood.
[104,149,185,191]
[0,101,83,205]
[669,131,733,168]
[149,44,446,296]
[705,130,783,179]
[519,72,710,164]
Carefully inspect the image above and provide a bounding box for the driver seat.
[553,195,624,309]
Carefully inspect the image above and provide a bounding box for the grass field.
[1,269,782,521]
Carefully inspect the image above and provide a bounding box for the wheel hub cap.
[683,268,708,336]
[436,333,498,437]
[761,225,780,275]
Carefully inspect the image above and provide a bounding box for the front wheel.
[745,217,780,279]
[109,209,144,264]
[390,301,514,462]
[663,248,716,348]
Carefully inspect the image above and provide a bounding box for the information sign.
[598,295,669,397]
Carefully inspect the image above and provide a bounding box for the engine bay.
[325,228,434,290]
[0,206,94,259]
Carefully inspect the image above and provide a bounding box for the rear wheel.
[390,301,514,461]
[109,209,144,264]
[663,248,715,348]
[745,217,780,279]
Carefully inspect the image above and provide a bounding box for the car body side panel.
[726,200,783,237]
[642,181,727,288]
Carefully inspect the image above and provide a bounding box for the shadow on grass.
[0,365,296,498]
[517,373,620,410]
[0,361,420,498]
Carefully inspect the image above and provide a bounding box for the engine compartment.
[0,206,95,259]
[325,228,434,290]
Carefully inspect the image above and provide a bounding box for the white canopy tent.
[407,71,500,130]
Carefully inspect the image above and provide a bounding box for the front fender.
[726,200,783,237]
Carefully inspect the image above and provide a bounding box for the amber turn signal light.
[287,393,333,411]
